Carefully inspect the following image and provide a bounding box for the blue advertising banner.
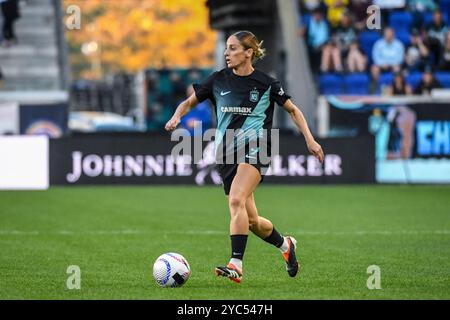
[327,96,450,183]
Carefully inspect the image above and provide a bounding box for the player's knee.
[248,216,259,229]
[228,194,246,211]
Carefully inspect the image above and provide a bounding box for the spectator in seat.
[423,10,449,67]
[439,31,450,70]
[408,0,438,30]
[348,0,372,31]
[371,28,405,86]
[0,0,20,47]
[321,12,357,72]
[320,34,343,72]
[413,66,442,94]
[346,39,367,72]
[324,0,349,28]
[385,71,413,95]
[405,29,430,72]
[334,13,357,54]
[299,0,326,14]
[301,8,330,73]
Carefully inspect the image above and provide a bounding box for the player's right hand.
[165,116,180,131]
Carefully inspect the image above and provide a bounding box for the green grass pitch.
[0,185,449,299]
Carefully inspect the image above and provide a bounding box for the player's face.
[224,36,252,69]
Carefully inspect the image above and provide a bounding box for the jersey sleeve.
[270,80,291,106]
[192,72,217,103]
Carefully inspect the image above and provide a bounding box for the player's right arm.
[164,93,199,131]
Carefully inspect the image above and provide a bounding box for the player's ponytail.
[254,40,266,61]
[232,30,266,63]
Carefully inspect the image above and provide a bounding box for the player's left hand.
[307,140,324,164]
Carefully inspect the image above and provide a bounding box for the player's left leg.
[246,193,300,278]
[215,163,260,283]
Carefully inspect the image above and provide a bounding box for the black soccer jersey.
[193,68,291,159]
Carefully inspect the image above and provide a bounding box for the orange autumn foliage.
[64,0,216,79]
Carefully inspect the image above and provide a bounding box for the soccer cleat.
[282,236,299,277]
[214,263,243,283]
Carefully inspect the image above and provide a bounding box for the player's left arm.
[283,99,324,163]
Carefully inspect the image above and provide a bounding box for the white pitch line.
[0,230,450,236]
[292,230,450,236]
[0,230,40,235]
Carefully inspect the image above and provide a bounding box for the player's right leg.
[246,194,300,277]
[215,163,260,283]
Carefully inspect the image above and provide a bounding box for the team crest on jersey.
[249,89,259,102]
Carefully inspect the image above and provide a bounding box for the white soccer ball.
[152,252,191,288]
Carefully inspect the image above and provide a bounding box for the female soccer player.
[165,31,324,283]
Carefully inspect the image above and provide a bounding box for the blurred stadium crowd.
[144,68,213,134]
[300,0,450,95]
[133,0,450,132]
[86,0,450,132]
[2,0,450,134]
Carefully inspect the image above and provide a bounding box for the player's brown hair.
[232,30,266,63]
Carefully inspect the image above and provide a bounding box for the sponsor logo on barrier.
[66,149,343,184]
[67,152,193,183]
[51,135,373,185]
[25,120,63,138]
[417,121,450,156]
[266,154,342,177]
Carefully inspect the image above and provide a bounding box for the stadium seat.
[440,0,450,17]
[343,73,370,95]
[406,72,423,90]
[423,11,449,25]
[396,30,411,47]
[319,73,344,95]
[435,71,450,88]
[359,31,382,64]
[376,72,394,94]
[300,13,311,27]
[389,11,413,32]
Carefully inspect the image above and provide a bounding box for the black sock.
[263,227,284,248]
[230,234,248,260]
